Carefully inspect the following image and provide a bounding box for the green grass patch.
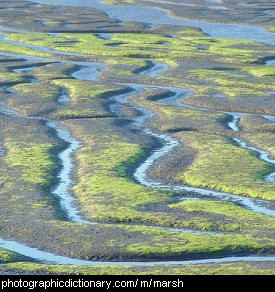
[6,32,274,65]
[121,224,275,256]
[51,79,126,104]
[0,261,274,275]
[12,82,61,100]
[242,66,275,78]
[0,41,52,58]
[0,69,25,84]
[169,200,275,232]
[72,135,174,222]
[178,132,275,200]
[6,140,59,188]
[0,249,28,264]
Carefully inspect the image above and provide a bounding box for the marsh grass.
[178,132,275,200]
[0,260,274,275]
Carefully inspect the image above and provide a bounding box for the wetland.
[0,0,274,275]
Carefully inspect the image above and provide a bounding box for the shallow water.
[204,0,223,3]
[133,120,275,217]
[234,138,275,184]
[5,61,239,235]
[95,33,113,40]
[46,121,91,223]
[0,27,24,33]
[0,64,273,267]
[2,45,274,217]
[266,59,275,66]
[0,140,4,156]
[108,77,275,217]
[12,67,36,73]
[0,102,89,223]
[158,87,275,133]
[152,83,275,186]
[141,0,200,8]
[71,64,106,81]
[57,89,70,105]
[4,58,228,236]
[0,236,274,266]
[227,114,241,131]
[33,0,275,46]
[139,61,169,77]
[264,115,275,122]
[0,3,274,265]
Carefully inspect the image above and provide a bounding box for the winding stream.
[109,81,275,216]
[0,101,89,223]
[156,88,275,185]
[0,57,274,265]
[3,62,237,233]
[233,138,275,184]
[1,236,275,266]
[0,0,274,267]
[266,59,275,66]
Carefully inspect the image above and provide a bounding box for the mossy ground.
[0,0,274,275]
[1,108,273,263]
[177,132,274,201]
[0,253,274,275]
[130,88,275,201]
[6,32,274,64]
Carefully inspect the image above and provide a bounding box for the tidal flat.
[0,0,274,275]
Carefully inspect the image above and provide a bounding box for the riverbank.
[0,0,274,274]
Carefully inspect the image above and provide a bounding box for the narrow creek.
[1,60,239,231]
[157,87,275,185]
[1,237,275,266]
[111,81,275,216]
[0,0,274,266]
[0,58,275,266]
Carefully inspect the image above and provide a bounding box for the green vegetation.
[131,87,227,132]
[244,133,275,159]
[69,121,174,222]
[0,4,275,274]
[0,41,52,58]
[32,63,78,81]
[0,69,25,84]
[6,32,274,64]
[3,32,274,118]
[0,260,274,275]
[116,147,145,177]
[187,68,275,95]
[239,115,275,133]
[6,140,59,187]
[122,224,275,256]
[12,83,60,100]
[0,249,28,264]
[241,65,275,78]
[169,200,275,232]
[267,25,275,33]
[178,132,275,200]
[51,79,126,103]
[62,117,275,234]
